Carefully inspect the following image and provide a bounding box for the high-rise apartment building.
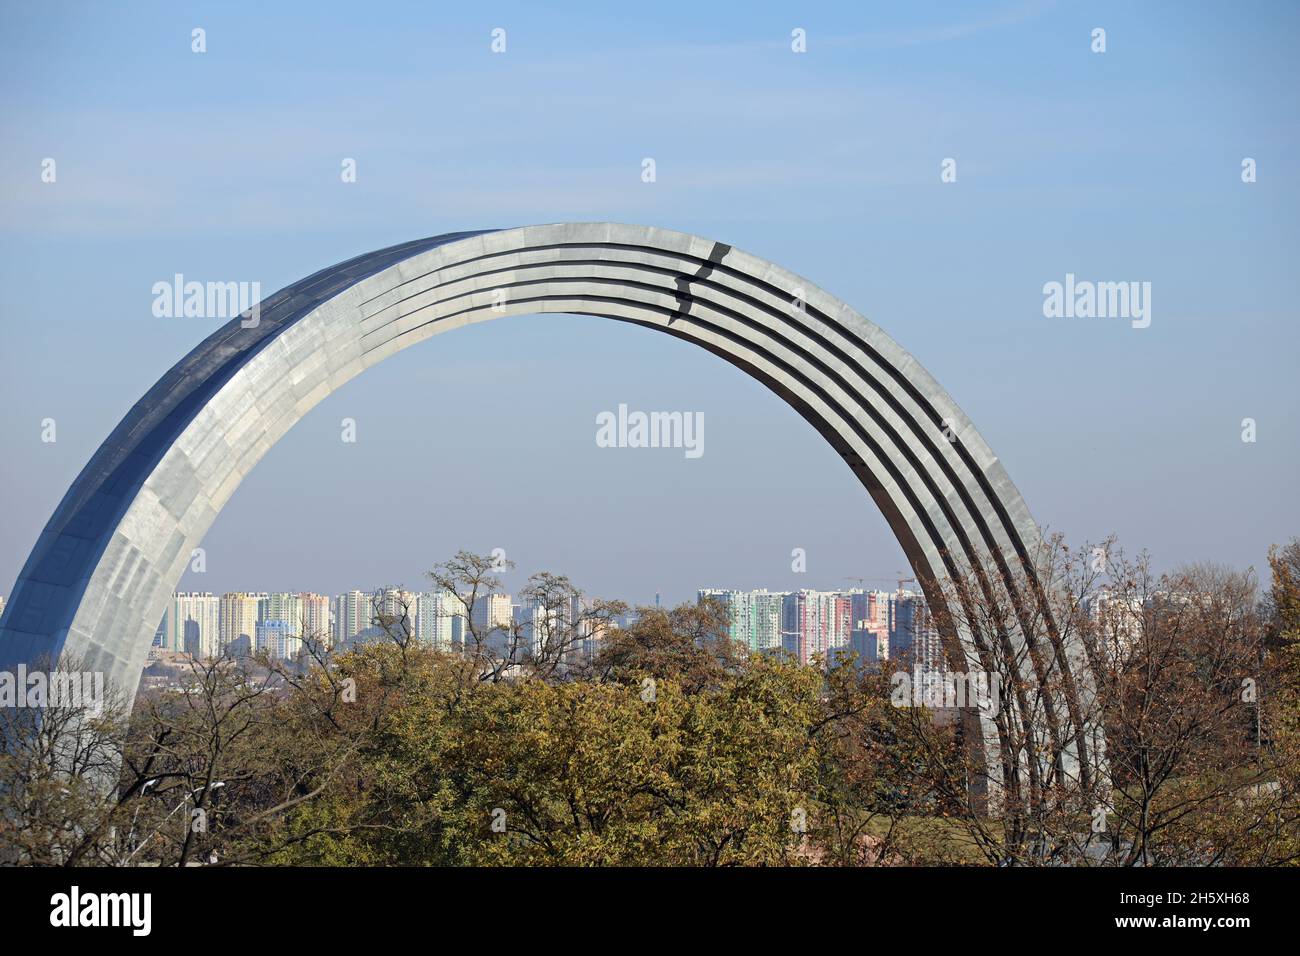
[575,607,611,660]
[699,589,754,649]
[515,597,578,659]
[696,586,939,671]
[415,591,466,651]
[782,590,852,666]
[256,619,298,660]
[371,587,419,641]
[698,588,786,654]
[333,590,370,647]
[172,591,221,659]
[470,593,513,653]
[850,590,891,666]
[751,591,784,653]
[299,592,331,647]
[891,591,942,672]
[260,592,302,631]
[220,592,261,656]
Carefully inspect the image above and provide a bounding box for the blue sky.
[0,1,1297,606]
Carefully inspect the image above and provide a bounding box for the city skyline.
[144,577,933,664]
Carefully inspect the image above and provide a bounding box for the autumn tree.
[894,538,1300,865]
[0,656,132,865]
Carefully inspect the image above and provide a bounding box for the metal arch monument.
[0,222,1100,793]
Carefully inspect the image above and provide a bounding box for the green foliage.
[269,644,836,866]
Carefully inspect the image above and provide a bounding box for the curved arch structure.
[0,223,1098,796]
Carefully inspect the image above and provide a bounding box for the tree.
[0,656,131,865]
[268,598,826,866]
[594,598,745,693]
[893,539,1300,865]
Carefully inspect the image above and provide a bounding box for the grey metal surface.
[0,222,1099,786]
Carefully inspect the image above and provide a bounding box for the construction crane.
[845,574,916,594]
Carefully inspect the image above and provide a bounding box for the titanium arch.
[0,222,1099,796]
